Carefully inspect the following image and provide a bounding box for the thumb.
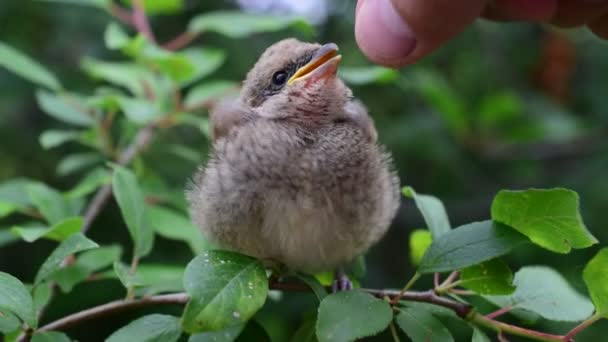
[355,0,486,68]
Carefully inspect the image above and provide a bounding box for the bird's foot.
[332,268,353,292]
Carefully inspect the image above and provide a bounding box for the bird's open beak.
[287,43,342,86]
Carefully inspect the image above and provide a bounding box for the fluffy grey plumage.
[187,39,400,273]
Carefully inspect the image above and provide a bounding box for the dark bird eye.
[271,70,288,86]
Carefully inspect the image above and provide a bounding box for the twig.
[390,272,421,305]
[36,293,189,333]
[471,313,565,342]
[131,0,156,43]
[434,273,440,288]
[33,286,473,334]
[109,3,134,26]
[449,289,475,296]
[439,271,459,288]
[163,31,199,51]
[389,321,401,342]
[485,306,513,320]
[563,314,601,342]
[29,278,586,342]
[82,123,156,234]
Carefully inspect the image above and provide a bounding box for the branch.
[131,0,156,43]
[471,313,566,342]
[82,123,156,234]
[37,293,189,333]
[30,278,593,342]
[563,314,601,342]
[34,285,473,334]
[163,31,199,51]
[109,3,134,26]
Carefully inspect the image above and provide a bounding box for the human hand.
[354,0,608,68]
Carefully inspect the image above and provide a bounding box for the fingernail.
[355,0,417,66]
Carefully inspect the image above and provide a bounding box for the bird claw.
[332,269,353,292]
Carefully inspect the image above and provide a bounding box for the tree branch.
[163,31,199,51]
[37,293,189,333]
[109,3,134,26]
[34,282,474,334]
[29,278,591,342]
[563,314,601,342]
[82,123,156,234]
[131,0,156,43]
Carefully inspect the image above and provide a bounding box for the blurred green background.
[1,0,608,341]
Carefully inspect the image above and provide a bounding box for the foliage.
[0,1,606,342]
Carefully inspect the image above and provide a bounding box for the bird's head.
[240,38,351,123]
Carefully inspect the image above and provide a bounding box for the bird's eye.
[271,70,288,86]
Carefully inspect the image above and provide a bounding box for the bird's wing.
[343,99,378,143]
[209,97,257,142]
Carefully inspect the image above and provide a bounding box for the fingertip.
[354,0,417,68]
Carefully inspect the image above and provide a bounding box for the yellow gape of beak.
[287,43,341,85]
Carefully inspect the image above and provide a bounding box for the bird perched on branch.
[187,39,400,289]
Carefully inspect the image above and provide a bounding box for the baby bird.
[187,39,400,283]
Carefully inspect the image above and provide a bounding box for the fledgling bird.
[187,39,400,283]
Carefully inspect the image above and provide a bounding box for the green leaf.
[104,22,132,50]
[0,309,21,333]
[57,153,103,177]
[180,48,226,86]
[34,233,98,285]
[27,183,83,225]
[31,331,71,342]
[114,261,145,289]
[181,251,268,333]
[339,66,399,85]
[136,264,184,295]
[188,11,313,37]
[117,97,162,124]
[407,69,468,138]
[0,42,61,90]
[0,272,37,328]
[0,203,18,219]
[0,179,34,218]
[39,130,82,149]
[418,221,528,273]
[292,316,317,342]
[316,291,392,342]
[189,325,244,342]
[65,167,111,199]
[38,0,109,9]
[0,178,33,208]
[184,81,237,109]
[402,186,451,238]
[49,245,122,292]
[107,314,181,342]
[395,306,454,342]
[77,244,123,271]
[112,166,155,258]
[471,328,491,342]
[36,90,95,127]
[409,229,432,266]
[120,0,184,15]
[148,206,210,254]
[459,259,515,295]
[478,91,522,128]
[12,216,83,242]
[485,266,594,321]
[0,228,22,247]
[491,188,598,253]
[583,248,608,317]
[81,58,152,97]
[295,273,328,302]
